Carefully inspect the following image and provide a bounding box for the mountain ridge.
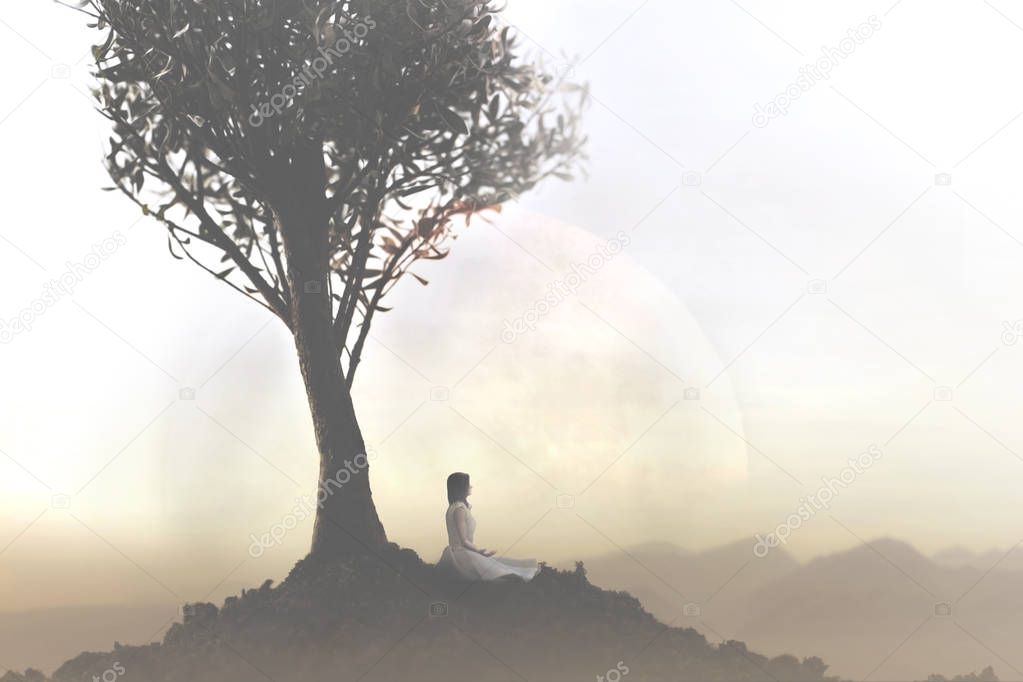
[573,537,1020,680]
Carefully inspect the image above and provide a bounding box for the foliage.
[78,0,587,381]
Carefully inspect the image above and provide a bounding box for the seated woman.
[437,472,540,582]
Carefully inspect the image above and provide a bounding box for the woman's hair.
[447,472,470,505]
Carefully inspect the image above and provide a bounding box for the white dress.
[437,501,540,581]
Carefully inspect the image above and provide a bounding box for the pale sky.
[3,0,1023,616]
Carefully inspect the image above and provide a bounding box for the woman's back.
[445,501,474,548]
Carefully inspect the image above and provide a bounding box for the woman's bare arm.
[454,506,492,555]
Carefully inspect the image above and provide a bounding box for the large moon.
[359,204,750,562]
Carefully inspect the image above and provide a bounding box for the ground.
[10,545,837,682]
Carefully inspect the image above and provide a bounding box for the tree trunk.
[274,148,388,560]
[292,287,388,558]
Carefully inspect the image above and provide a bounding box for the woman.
[437,472,540,582]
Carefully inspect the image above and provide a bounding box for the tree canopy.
[81,0,587,382]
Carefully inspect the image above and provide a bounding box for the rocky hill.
[4,545,836,682]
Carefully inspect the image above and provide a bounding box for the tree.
[77,0,586,558]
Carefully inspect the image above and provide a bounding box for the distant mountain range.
[567,538,1023,681]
